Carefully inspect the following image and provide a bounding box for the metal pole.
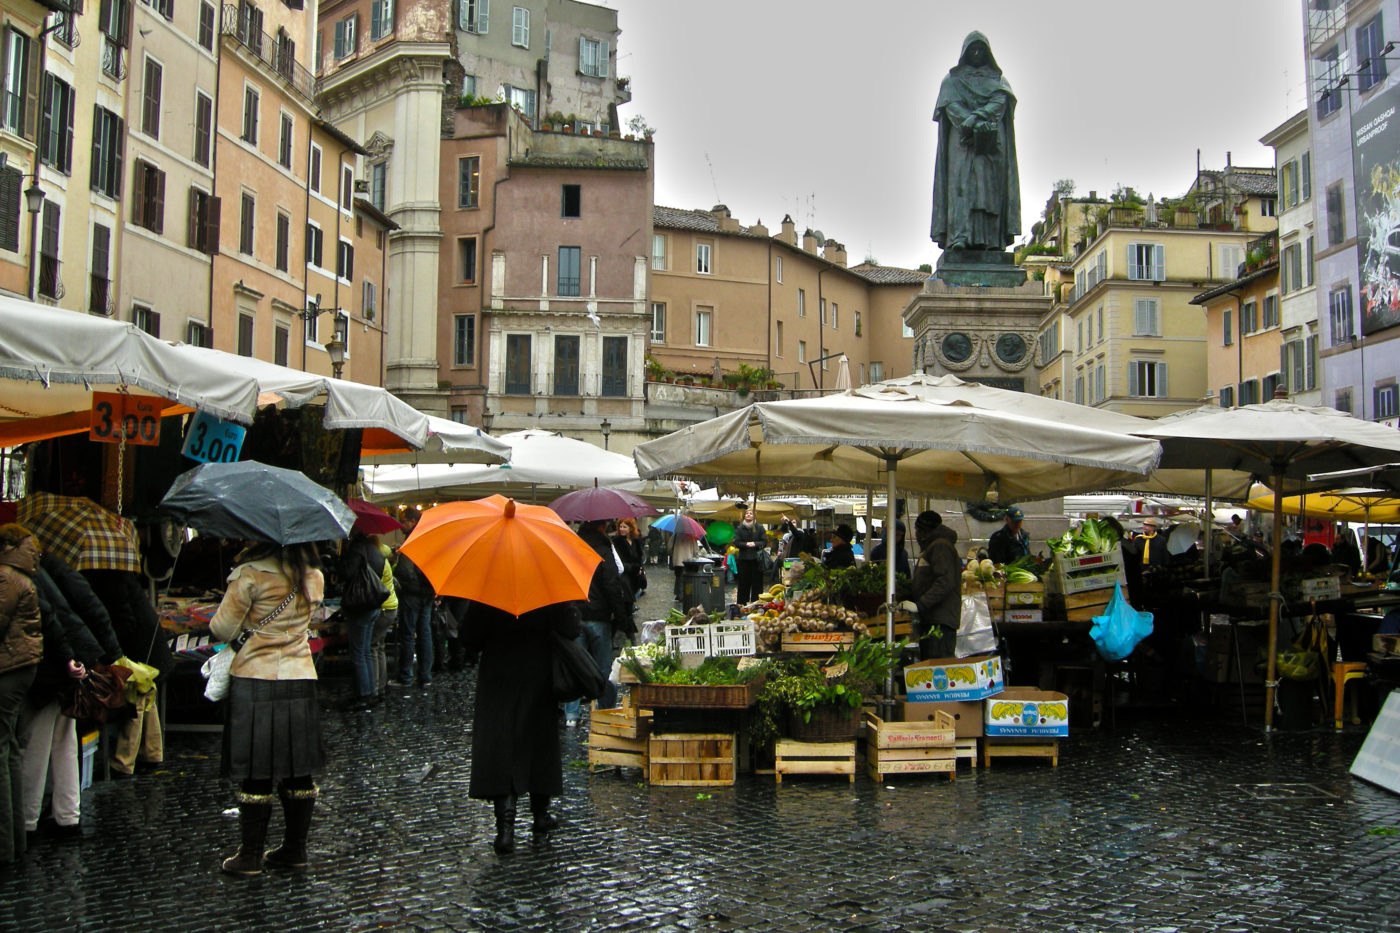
[1203,469,1214,579]
[1264,468,1284,732]
[884,455,898,703]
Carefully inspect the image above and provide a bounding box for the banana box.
[984,687,1069,737]
[902,654,1004,702]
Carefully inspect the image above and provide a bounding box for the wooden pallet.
[774,739,856,784]
[981,737,1059,768]
[647,733,737,786]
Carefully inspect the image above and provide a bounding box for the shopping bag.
[1088,583,1154,662]
[955,590,997,657]
[551,631,607,703]
[59,663,132,722]
[200,645,236,701]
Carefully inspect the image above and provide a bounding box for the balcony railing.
[221,4,316,104]
[101,37,125,80]
[89,275,111,316]
[38,256,62,300]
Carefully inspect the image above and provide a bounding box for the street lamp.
[600,417,612,451]
[24,175,44,301]
[480,408,495,431]
[324,313,348,379]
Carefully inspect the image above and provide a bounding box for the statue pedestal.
[901,275,1050,392]
[934,248,1027,288]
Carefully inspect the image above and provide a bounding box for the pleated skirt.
[221,677,324,782]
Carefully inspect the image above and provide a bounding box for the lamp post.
[600,417,612,451]
[480,408,494,432]
[24,175,44,301]
[324,312,348,379]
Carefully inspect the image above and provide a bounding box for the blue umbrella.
[652,513,705,538]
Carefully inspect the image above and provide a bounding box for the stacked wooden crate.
[1047,546,1126,621]
[587,696,652,772]
[863,709,958,782]
[773,739,857,783]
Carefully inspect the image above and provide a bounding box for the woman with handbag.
[463,599,581,855]
[209,541,325,877]
[337,530,387,711]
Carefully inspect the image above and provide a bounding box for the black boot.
[221,791,275,877]
[265,784,317,870]
[492,795,517,854]
[530,794,558,835]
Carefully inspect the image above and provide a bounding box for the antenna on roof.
[704,151,721,204]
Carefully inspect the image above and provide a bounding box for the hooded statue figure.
[930,31,1021,252]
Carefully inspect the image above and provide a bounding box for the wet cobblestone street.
[4,578,1400,932]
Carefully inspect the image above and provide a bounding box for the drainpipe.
[27,11,66,301]
[816,266,830,390]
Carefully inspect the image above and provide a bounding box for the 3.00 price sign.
[181,410,247,464]
[89,392,162,446]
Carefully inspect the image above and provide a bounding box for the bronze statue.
[930,32,1021,253]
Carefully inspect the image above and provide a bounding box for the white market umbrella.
[633,379,1162,691]
[359,413,511,466]
[833,355,852,391]
[364,429,683,508]
[1139,398,1400,731]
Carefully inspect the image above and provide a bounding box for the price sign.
[182,411,247,464]
[89,392,161,446]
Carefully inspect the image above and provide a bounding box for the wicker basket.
[786,702,861,742]
[633,676,765,710]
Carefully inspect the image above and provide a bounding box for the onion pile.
[753,590,867,648]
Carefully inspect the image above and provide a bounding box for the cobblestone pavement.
[4,573,1399,933]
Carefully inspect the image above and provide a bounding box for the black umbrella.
[158,461,356,545]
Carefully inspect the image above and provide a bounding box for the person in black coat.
[823,524,857,570]
[463,599,580,855]
[611,518,647,601]
[565,521,631,722]
[869,523,912,580]
[732,510,768,604]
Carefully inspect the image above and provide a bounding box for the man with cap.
[823,524,857,570]
[987,506,1030,566]
[910,511,961,659]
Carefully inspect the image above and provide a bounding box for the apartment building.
[1191,231,1285,407]
[314,0,630,417]
[1032,170,1276,417]
[1304,0,1400,422]
[649,206,921,393]
[1261,109,1321,405]
[441,103,651,449]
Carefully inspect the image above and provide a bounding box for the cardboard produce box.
[900,699,984,737]
[902,655,1004,702]
[986,582,1045,610]
[985,687,1069,737]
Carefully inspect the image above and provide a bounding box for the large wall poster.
[1353,81,1400,337]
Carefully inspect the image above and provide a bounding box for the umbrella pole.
[1265,469,1285,732]
[865,488,875,557]
[884,456,898,704]
[1203,469,1214,579]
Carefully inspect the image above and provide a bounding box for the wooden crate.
[647,733,737,786]
[981,737,1059,768]
[864,710,957,782]
[856,612,914,639]
[589,699,652,741]
[634,678,764,710]
[953,738,979,768]
[986,582,1045,610]
[588,734,649,772]
[774,739,857,783]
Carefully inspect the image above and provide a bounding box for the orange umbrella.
[398,495,601,616]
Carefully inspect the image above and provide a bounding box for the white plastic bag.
[955,590,997,657]
[200,646,234,701]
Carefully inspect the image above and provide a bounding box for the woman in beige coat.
[209,542,324,877]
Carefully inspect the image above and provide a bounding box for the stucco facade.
[1261,109,1320,406]
[649,207,921,392]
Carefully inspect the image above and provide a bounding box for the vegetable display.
[1046,518,1121,557]
[753,590,869,649]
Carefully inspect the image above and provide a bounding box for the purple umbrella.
[548,485,660,522]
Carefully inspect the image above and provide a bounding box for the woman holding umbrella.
[209,541,325,876]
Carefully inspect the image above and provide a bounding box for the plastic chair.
[1333,661,1368,729]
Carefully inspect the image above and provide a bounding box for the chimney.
[749,218,769,237]
[779,214,797,246]
[824,241,847,267]
[802,229,819,254]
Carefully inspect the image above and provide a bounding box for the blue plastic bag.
[1088,582,1154,662]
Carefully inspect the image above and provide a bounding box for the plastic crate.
[709,620,756,657]
[665,624,710,656]
[79,731,98,790]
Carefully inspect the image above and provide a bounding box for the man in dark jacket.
[911,511,961,660]
[823,524,857,570]
[393,510,437,688]
[987,506,1030,566]
[732,510,767,605]
[566,520,631,722]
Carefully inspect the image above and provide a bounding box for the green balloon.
[706,520,735,545]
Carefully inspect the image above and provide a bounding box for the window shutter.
[1153,243,1165,281]
[371,1,382,38]
[459,0,469,29]
[0,167,19,253]
[1157,362,1167,397]
[90,105,102,189]
[1301,151,1311,201]
[577,34,587,71]
[1096,251,1106,282]
[1129,363,1139,396]
[479,0,489,33]
[23,35,39,141]
[132,162,146,223]
[599,40,610,77]
[187,188,198,249]
[60,85,74,173]
[1126,243,1138,279]
[152,169,165,234]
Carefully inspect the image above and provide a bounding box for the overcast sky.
[598,0,1308,271]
